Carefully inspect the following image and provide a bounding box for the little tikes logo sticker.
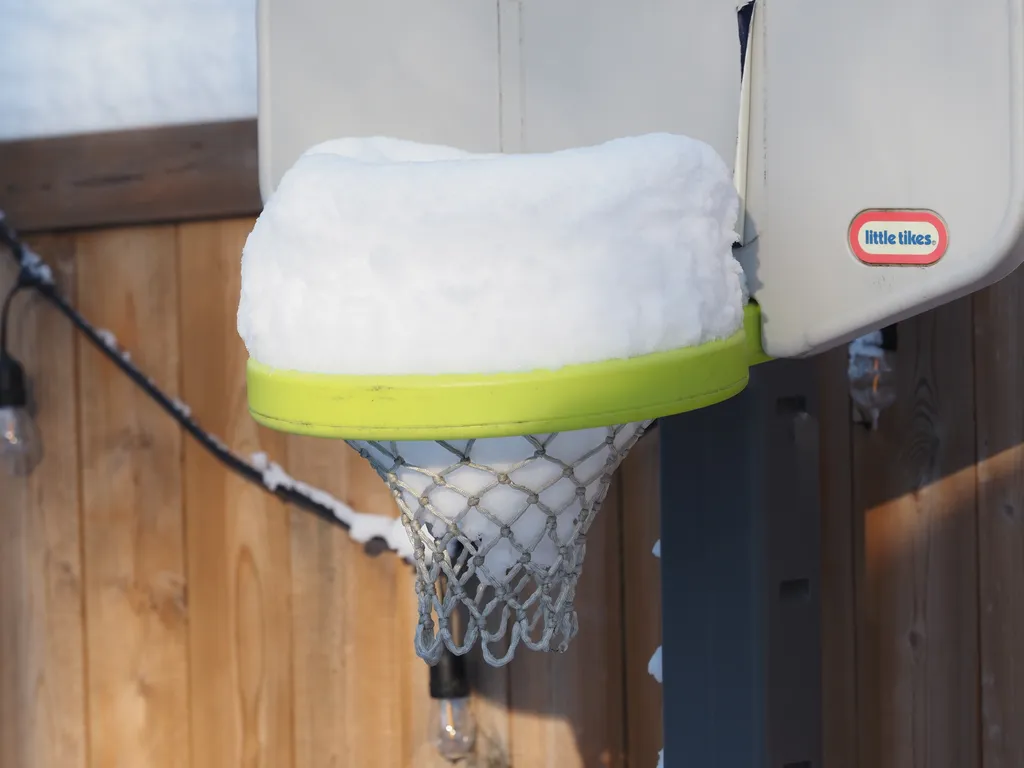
[849,209,948,266]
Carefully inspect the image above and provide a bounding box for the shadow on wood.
[844,275,1024,768]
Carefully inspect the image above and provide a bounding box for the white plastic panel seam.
[734,2,755,248]
[498,0,525,153]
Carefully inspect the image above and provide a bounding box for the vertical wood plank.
[618,429,663,768]
[508,474,627,768]
[287,435,505,768]
[973,272,1024,768]
[0,236,88,768]
[75,226,190,768]
[395,556,459,768]
[286,439,359,768]
[466,641,513,767]
[852,301,979,768]
[178,219,295,768]
[286,435,423,767]
[817,347,859,768]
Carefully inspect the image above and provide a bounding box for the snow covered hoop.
[349,421,652,666]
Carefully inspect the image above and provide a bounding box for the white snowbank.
[238,134,745,376]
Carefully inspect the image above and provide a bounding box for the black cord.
[0,214,393,557]
[1,212,472,692]
[0,282,25,355]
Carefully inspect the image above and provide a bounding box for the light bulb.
[848,333,897,430]
[432,696,476,762]
[0,405,42,477]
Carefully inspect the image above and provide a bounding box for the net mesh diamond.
[348,420,652,667]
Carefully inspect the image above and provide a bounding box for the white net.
[349,421,652,666]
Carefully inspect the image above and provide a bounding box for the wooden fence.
[0,220,663,768]
[818,273,1024,768]
[1,121,1024,767]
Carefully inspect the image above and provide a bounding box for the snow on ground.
[0,0,256,140]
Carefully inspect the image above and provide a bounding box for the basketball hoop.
[246,303,766,665]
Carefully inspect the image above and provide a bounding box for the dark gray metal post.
[659,358,823,768]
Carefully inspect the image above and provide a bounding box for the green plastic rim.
[247,302,768,440]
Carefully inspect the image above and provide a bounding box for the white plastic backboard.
[258,0,1024,359]
[736,0,1024,357]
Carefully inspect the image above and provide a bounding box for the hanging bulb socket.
[429,647,470,701]
[430,648,476,763]
[0,351,28,408]
[429,592,476,762]
[0,350,42,477]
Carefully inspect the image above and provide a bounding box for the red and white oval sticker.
[849,209,948,266]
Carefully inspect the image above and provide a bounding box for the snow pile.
[848,331,885,361]
[238,134,745,376]
[13,236,55,285]
[95,329,133,362]
[251,452,413,557]
[648,645,663,684]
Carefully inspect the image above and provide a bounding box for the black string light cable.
[1,210,478,753]
[0,209,525,754]
[0,210,397,555]
[0,207,493,766]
